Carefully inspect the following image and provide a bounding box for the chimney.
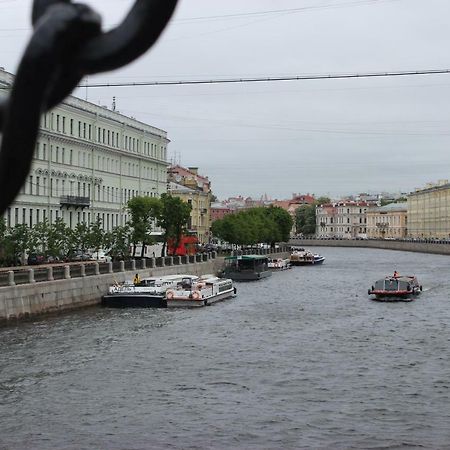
[188,167,198,175]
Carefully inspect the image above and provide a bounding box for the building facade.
[316,201,374,238]
[407,180,450,238]
[167,166,212,244]
[366,203,407,239]
[1,68,169,232]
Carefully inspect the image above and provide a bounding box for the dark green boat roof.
[225,254,268,260]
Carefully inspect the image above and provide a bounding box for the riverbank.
[290,238,450,256]
[0,251,288,325]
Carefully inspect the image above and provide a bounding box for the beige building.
[316,201,374,238]
[366,203,407,239]
[407,180,450,238]
[167,166,212,244]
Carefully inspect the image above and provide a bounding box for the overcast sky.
[2,0,450,200]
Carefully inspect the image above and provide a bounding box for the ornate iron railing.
[0,0,178,216]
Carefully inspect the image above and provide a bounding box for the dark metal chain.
[0,0,178,216]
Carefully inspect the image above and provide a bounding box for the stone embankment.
[290,238,450,256]
[0,249,288,325]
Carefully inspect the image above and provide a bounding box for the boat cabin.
[223,255,272,281]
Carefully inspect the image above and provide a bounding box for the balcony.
[60,195,90,208]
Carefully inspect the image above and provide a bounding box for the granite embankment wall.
[0,251,288,324]
[290,239,450,256]
[0,258,221,324]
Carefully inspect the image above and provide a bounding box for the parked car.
[27,254,45,265]
[70,251,93,262]
[91,251,112,263]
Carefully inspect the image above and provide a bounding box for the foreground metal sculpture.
[0,0,178,215]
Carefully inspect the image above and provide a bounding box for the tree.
[47,218,72,258]
[156,194,192,256]
[127,196,160,257]
[8,224,31,265]
[264,206,293,245]
[73,222,90,253]
[30,219,50,255]
[211,206,292,247]
[87,218,106,258]
[104,224,132,261]
[295,205,316,235]
[295,197,330,236]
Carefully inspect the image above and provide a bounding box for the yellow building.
[167,166,212,244]
[407,180,450,238]
[366,203,407,239]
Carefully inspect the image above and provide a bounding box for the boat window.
[385,279,398,291]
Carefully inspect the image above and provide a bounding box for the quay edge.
[0,259,221,325]
[0,251,289,325]
[290,239,450,256]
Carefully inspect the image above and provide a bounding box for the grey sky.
[2,0,450,199]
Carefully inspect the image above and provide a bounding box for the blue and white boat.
[290,249,325,266]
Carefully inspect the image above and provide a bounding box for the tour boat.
[290,249,325,266]
[268,258,291,270]
[222,255,272,281]
[165,275,236,307]
[368,274,422,301]
[102,274,199,308]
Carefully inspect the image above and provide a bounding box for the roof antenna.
[112,96,116,111]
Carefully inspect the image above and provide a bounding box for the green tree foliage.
[156,194,192,256]
[30,219,50,255]
[127,196,160,257]
[264,206,293,244]
[104,225,132,261]
[87,218,106,257]
[47,218,72,258]
[295,197,331,236]
[295,205,316,235]
[73,222,90,253]
[8,224,31,264]
[211,206,293,246]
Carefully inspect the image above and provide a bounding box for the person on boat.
[133,273,141,285]
[393,270,399,278]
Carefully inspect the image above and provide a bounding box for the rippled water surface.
[1,247,450,449]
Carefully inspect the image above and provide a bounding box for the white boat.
[101,274,199,308]
[268,258,291,270]
[165,275,236,307]
[290,249,325,266]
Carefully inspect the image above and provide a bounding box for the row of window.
[34,142,166,179]
[24,176,159,204]
[42,112,167,159]
[4,207,129,232]
[317,217,367,224]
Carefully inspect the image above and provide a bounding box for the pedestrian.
[133,273,141,284]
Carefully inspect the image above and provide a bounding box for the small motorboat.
[165,275,236,307]
[368,274,422,301]
[268,258,291,270]
[290,249,325,266]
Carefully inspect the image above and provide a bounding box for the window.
[29,176,33,195]
[70,119,73,135]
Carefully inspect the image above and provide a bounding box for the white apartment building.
[316,201,375,238]
[1,68,169,231]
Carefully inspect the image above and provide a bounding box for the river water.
[1,247,450,450]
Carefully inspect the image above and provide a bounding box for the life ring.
[192,290,201,300]
[166,290,174,300]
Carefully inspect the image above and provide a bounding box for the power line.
[72,69,450,89]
